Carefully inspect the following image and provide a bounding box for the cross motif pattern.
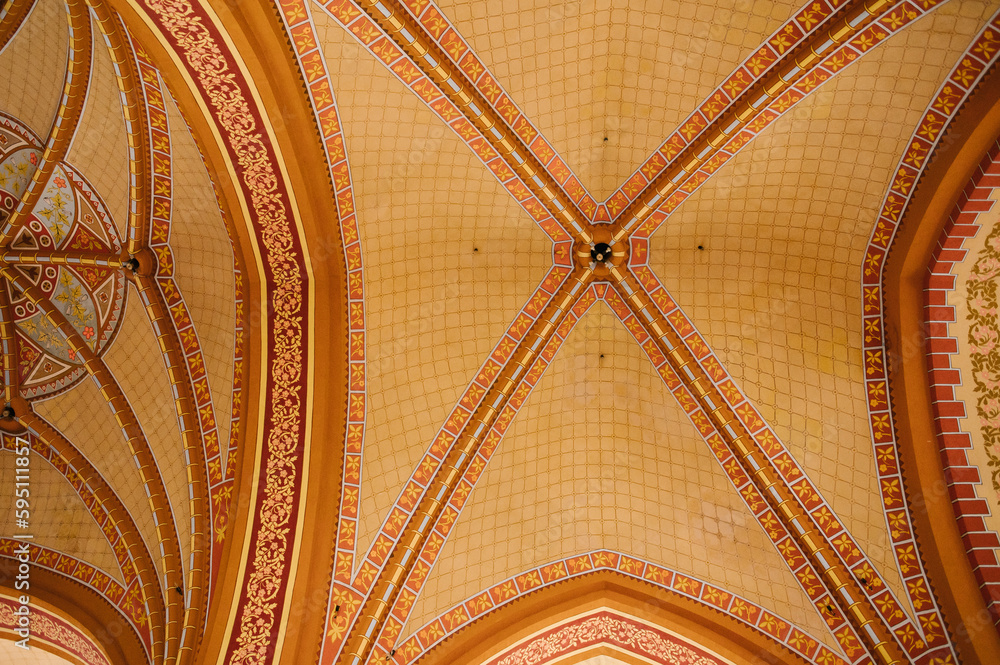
[269,0,1000,664]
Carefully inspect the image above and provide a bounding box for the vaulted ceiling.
[0,0,999,665]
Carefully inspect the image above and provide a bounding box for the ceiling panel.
[405,303,838,651]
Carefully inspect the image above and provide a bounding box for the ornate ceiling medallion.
[574,224,628,278]
[0,113,126,399]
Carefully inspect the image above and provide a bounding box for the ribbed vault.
[435,0,804,201]
[0,0,246,662]
[1,0,999,664]
[406,303,839,651]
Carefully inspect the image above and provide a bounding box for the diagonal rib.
[0,0,92,246]
[609,0,897,243]
[341,267,594,665]
[607,264,907,665]
[349,0,595,244]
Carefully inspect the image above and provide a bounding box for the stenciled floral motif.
[137,0,307,662]
[0,113,127,398]
[0,147,40,199]
[967,221,1000,500]
[34,178,74,244]
[491,612,726,665]
[54,269,95,334]
[0,597,112,665]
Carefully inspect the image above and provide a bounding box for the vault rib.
[346,0,594,244]
[134,272,209,665]
[0,282,19,403]
[1,264,184,665]
[0,0,91,246]
[340,267,594,665]
[1,248,126,267]
[606,264,907,664]
[89,2,151,257]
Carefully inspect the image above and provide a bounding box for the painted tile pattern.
[0,0,300,658]
[316,0,901,619]
[0,11,229,654]
[0,432,152,654]
[311,8,559,572]
[0,14,247,648]
[357,283,602,660]
[305,4,954,601]
[399,300,841,647]
[623,0,946,239]
[385,0,895,225]
[379,0,603,219]
[323,267,581,658]
[0,112,181,665]
[313,0,585,244]
[377,280,879,662]
[601,278,883,663]
[633,224,945,653]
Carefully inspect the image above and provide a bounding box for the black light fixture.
[591,243,612,263]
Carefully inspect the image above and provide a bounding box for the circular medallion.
[0,114,127,399]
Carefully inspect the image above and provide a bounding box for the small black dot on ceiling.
[697,245,704,250]
[473,247,479,252]
[603,137,608,142]
[600,354,605,358]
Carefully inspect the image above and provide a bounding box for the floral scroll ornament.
[967,223,1000,501]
